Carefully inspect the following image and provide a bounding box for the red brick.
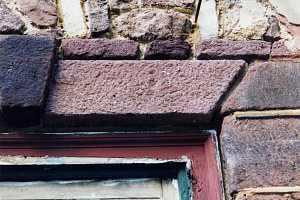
[61,38,139,60]
[222,62,300,114]
[196,39,271,61]
[45,60,245,127]
[221,116,300,197]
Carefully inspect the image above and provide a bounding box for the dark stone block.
[196,39,271,61]
[62,38,140,60]
[0,35,55,127]
[144,39,191,60]
[45,60,245,127]
[222,62,300,114]
[221,116,300,198]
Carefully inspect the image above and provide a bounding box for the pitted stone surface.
[144,39,191,60]
[196,39,271,60]
[221,116,300,197]
[222,62,300,114]
[62,38,139,60]
[114,8,192,42]
[45,60,245,126]
[0,35,55,126]
[143,0,194,10]
[15,0,57,27]
[0,1,25,34]
[87,0,109,36]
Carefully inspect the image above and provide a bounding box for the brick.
[15,0,57,27]
[143,0,195,10]
[114,8,192,42]
[196,39,271,61]
[45,60,245,127]
[0,1,25,34]
[61,38,139,60]
[222,62,300,114]
[221,116,300,197]
[271,40,300,60]
[144,39,191,60]
[0,35,55,126]
[87,0,109,36]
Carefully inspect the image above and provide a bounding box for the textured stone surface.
[87,0,109,36]
[198,0,218,40]
[143,0,194,10]
[114,8,192,42]
[219,0,270,40]
[62,38,139,60]
[236,193,300,200]
[144,39,191,60]
[45,60,245,127]
[109,0,139,13]
[0,35,55,126]
[222,62,300,114]
[0,1,25,34]
[269,0,300,25]
[221,116,300,197]
[196,39,271,61]
[263,16,281,42]
[58,0,87,37]
[271,40,300,60]
[15,0,57,27]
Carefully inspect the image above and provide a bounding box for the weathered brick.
[143,0,195,10]
[196,39,271,61]
[45,60,245,127]
[15,0,57,27]
[271,40,300,60]
[62,38,139,60]
[221,116,300,197]
[87,0,109,36]
[144,39,191,60]
[114,8,192,42]
[222,62,300,114]
[0,1,25,34]
[0,35,55,126]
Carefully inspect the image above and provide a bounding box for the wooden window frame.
[0,131,223,200]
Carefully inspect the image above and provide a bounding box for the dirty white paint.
[0,178,179,200]
[198,0,218,40]
[269,0,300,25]
[58,0,87,37]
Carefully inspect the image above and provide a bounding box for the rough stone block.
[0,35,55,126]
[222,62,300,114]
[87,0,110,36]
[221,116,300,198]
[114,8,192,42]
[196,39,271,61]
[62,38,139,60]
[15,0,57,27]
[271,40,300,60]
[45,60,245,127]
[144,39,191,60]
[109,0,139,14]
[0,1,25,34]
[143,0,194,10]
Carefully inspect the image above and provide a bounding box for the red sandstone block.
[222,61,300,114]
[221,116,300,198]
[196,39,271,61]
[45,60,245,127]
[61,38,140,60]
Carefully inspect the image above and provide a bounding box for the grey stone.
[45,60,245,127]
[0,35,55,126]
[87,0,110,36]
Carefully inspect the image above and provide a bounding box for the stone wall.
[0,0,300,200]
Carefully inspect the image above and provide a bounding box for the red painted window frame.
[0,131,222,200]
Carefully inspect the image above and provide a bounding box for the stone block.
[0,1,25,34]
[222,62,300,114]
[87,0,110,36]
[45,60,245,127]
[0,35,55,126]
